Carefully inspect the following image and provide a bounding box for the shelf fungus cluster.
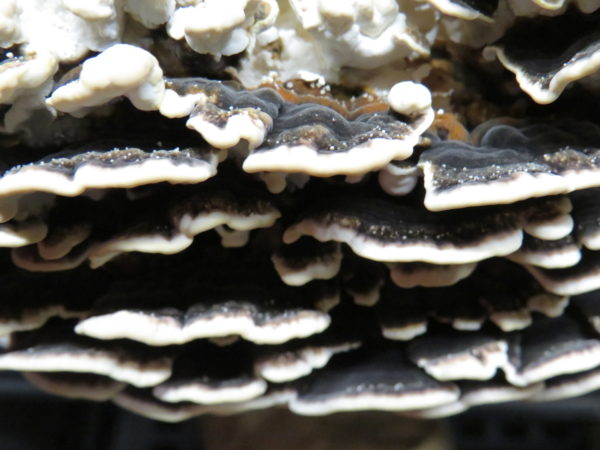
[4,0,600,423]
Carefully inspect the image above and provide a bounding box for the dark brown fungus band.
[408,378,543,419]
[283,194,528,264]
[87,181,281,267]
[503,315,600,386]
[525,249,600,295]
[571,188,600,250]
[468,259,568,328]
[340,254,388,306]
[419,121,600,211]
[375,287,430,340]
[0,320,175,387]
[0,269,107,335]
[160,77,284,150]
[37,222,91,261]
[407,314,600,388]
[10,175,281,269]
[254,339,361,384]
[271,238,342,286]
[0,141,219,199]
[152,341,267,405]
[112,388,216,422]
[522,196,574,241]
[73,273,335,346]
[429,291,490,331]
[378,259,567,337]
[112,385,296,422]
[485,10,600,103]
[242,102,425,178]
[535,366,600,402]
[253,302,376,383]
[20,195,99,262]
[288,348,460,415]
[508,234,581,269]
[162,78,431,185]
[571,289,600,333]
[283,193,574,264]
[23,372,126,401]
[407,330,509,381]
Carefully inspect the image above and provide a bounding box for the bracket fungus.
[3,0,600,423]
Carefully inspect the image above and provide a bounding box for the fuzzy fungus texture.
[3,0,600,423]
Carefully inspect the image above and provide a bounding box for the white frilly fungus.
[47,44,165,116]
[167,0,278,57]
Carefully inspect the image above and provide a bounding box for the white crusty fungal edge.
[47,44,165,116]
[413,340,510,381]
[271,245,342,287]
[0,149,219,201]
[242,138,417,177]
[255,342,360,383]
[524,213,574,241]
[504,342,600,387]
[388,262,477,288]
[113,387,296,422]
[535,368,600,402]
[0,348,173,387]
[484,43,600,104]
[88,207,280,268]
[186,107,274,151]
[525,264,600,296]
[242,81,434,177]
[410,382,544,419]
[159,84,276,151]
[283,221,523,264]
[421,169,567,212]
[507,235,582,269]
[74,306,331,346]
[288,386,460,416]
[382,323,428,341]
[153,378,268,405]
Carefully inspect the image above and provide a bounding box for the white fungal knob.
[387,81,432,117]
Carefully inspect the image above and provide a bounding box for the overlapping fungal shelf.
[3,0,600,423]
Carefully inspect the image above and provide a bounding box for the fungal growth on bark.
[3,0,600,422]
